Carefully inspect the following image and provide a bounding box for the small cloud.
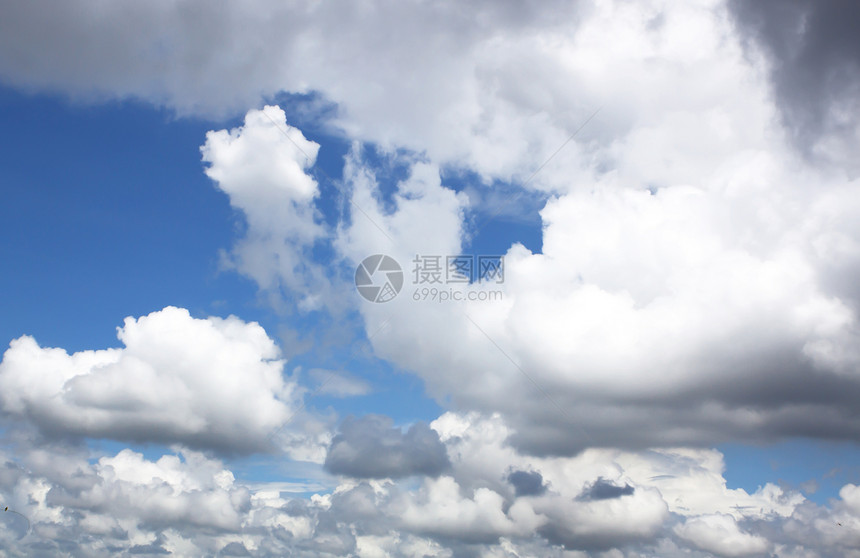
[577,477,635,501]
[507,469,547,497]
[800,479,819,495]
[310,368,372,398]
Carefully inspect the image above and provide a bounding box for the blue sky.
[2,2,860,556]
[0,85,446,429]
[0,84,445,471]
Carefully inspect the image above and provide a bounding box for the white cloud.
[92,0,860,458]
[1,0,860,555]
[0,0,595,185]
[675,514,770,557]
[0,0,857,183]
[323,0,860,451]
[335,148,468,265]
[0,414,837,556]
[0,306,298,454]
[429,412,802,544]
[336,146,860,454]
[201,105,339,312]
[534,486,668,551]
[0,443,256,555]
[397,476,535,543]
[614,447,803,519]
[63,448,251,531]
[202,106,320,233]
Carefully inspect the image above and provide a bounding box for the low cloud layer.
[0,413,855,556]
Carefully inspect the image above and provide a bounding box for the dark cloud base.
[324,415,450,479]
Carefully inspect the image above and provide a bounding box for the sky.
[1,0,860,556]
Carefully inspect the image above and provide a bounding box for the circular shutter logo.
[354,254,404,303]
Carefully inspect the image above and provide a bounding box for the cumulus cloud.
[396,475,538,545]
[675,513,771,557]
[88,0,860,461]
[0,0,855,186]
[1,0,860,555]
[340,151,860,455]
[335,147,468,265]
[324,415,450,479]
[0,306,298,454]
[0,412,857,556]
[536,486,668,551]
[201,105,340,312]
[54,448,251,531]
[328,0,860,455]
[0,443,254,555]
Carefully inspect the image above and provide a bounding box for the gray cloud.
[502,344,860,457]
[129,541,170,555]
[578,478,635,501]
[536,523,647,553]
[324,415,450,479]
[220,542,252,556]
[0,0,583,116]
[507,469,547,497]
[728,0,860,171]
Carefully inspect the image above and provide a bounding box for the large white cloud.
[0,306,299,454]
[335,151,860,454]
[321,0,860,454]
